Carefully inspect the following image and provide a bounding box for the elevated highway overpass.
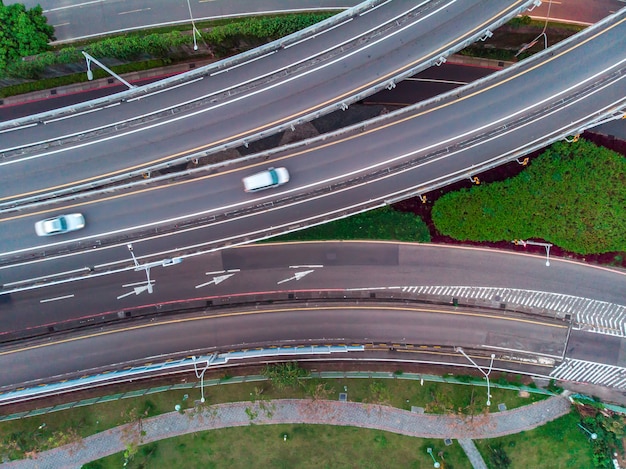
[0,7,624,293]
[0,0,539,206]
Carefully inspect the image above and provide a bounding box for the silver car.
[35,213,85,236]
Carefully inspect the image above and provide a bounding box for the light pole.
[426,447,441,468]
[185,0,201,51]
[192,355,211,403]
[513,239,553,266]
[578,423,598,441]
[516,0,552,56]
[456,348,496,406]
[125,244,183,295]
[82,51,135,89]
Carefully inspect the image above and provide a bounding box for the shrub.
[432,140,626,254]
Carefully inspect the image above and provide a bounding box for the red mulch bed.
[391,131,626,269]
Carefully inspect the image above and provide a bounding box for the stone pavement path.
[3,396,571,469]
[458,439,488,469]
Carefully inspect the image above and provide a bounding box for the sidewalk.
[2,396,571,468]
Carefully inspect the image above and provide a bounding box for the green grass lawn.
[87,424,471,469]
[475,411,594,469]
[0,376,546,460]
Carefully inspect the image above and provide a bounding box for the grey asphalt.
[2,10,624,289]
[0,1,533,201]
[3,241,625,340]
[0,301,568,387]
[1,396,572,468]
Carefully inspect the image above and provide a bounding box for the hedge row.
[2,13,334,80]
[431,140,626,254]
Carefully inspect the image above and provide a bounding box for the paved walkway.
[3,396,571,468]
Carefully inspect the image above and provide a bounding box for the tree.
[262,362,310,390]
[0,2,55,72]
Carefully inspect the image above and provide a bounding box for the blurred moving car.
[35,213,85,236]
[242,167,290,192]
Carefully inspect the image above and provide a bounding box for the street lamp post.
[185,0,201,51]
[192,355,211,403]
[513,239,552,266]
[456,348,496,406]
[577,423,598,441]
[125,244,183,295]
[82,51,135,89]
[426,448,441,468]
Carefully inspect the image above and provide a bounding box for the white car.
[242,167,290,192]
[35,213,85,237]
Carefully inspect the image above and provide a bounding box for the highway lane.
[0,0,537,204]
[9,0,624,43]
[1,9,624,289]
[1,242,624,337]
[0,303,569,388]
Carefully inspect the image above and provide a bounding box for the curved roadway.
[1,0,534,205]
[1,241,624,390]
[1,9,624,291]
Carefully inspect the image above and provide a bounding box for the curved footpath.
[3,396,572,468]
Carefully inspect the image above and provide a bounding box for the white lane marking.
[127,77,204,102]
[45,105,113,124]
[39,294,74,303]
[122,281,153,288]
[406,77,468,85]
[195,273,235,289]
[118,8,151,15]
[44,0,104,13]
[211,51,276,76]
[53,22,71,27]
[0,1,429,157]
[277,269,315,284]
[0,123,37,135]
[289,265,323,268]
[204,269,240,275]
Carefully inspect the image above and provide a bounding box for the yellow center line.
[0,304,566,356]
[3,1,533,202]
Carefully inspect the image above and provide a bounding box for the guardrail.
[0,345,364,406]
[0,371,566,422]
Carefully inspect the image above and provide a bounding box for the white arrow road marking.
[117,281,155,299]
[195,274,235,289]
[277,270,315,285]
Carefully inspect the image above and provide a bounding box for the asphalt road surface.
[0,0,536,203]
[2,242,624,337]
[1,11,624,290]
[0,302,570,387]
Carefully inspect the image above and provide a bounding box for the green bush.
[431,140,626,254]
[1,13,333,80]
